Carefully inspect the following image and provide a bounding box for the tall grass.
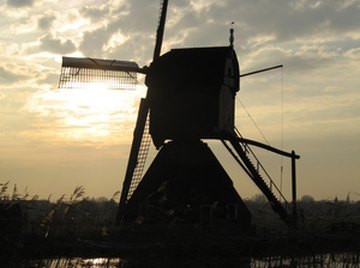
[1,181,119,241]
[0,181,39,204]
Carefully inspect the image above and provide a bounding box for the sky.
[0,0,359,202]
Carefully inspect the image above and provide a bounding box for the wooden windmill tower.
[58,0,300,232]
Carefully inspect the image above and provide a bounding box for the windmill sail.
[59,57,140,90]
[116,0,169,223]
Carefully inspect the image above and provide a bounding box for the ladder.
[223,129,295,225]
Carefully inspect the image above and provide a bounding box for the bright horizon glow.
[27,83,146,143]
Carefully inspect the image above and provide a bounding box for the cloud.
[79,27,112,57]
[6,0,34,8]
[0,66,25,84]
[346,47,360,59]
[38,13,56,31]
[160,0,360,50]
[81,5,110,23]
[39,33,76,54]
[78,0,171,60]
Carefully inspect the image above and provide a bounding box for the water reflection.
[252,252,360,268]
[24,252,360,268]
[27,257,123,268]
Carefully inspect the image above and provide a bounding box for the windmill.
[58,0,300,231]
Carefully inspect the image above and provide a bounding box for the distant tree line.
[1,181,360,238]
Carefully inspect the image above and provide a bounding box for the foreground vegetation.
[1,181,360,264]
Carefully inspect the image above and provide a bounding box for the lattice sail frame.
[59,57,140,90]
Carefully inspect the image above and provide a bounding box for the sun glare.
[28,84,147,143]
[65,82,129,111]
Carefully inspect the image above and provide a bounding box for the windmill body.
[120,46,252,232]
[123,140,252,233]
[118,42,299,229]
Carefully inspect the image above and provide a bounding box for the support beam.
[240,64,283,78]
[291,150,298,228]
[236,137,300,159]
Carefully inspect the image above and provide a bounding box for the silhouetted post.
[291,150,297,227]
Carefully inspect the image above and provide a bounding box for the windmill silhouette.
[58,0,300,232]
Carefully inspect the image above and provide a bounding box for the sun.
[28,84,147,143]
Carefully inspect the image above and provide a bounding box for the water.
[252,252,360,267]
[11,258,122,268]
[16,252,360,268]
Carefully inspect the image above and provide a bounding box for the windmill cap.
[146,46,239,93]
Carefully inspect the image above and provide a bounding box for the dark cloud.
[111,0,158,34]
[78,0,158,59]
[66,1,360,82]
[79,27,112,58]
[6,0,34,8]
[170,0,191,8]
[106,33,155,65]
[39,33,76,54]
[0,67,25,84]
[163,0,360,46]
[81,5,110,23]
[38,14,56,31]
